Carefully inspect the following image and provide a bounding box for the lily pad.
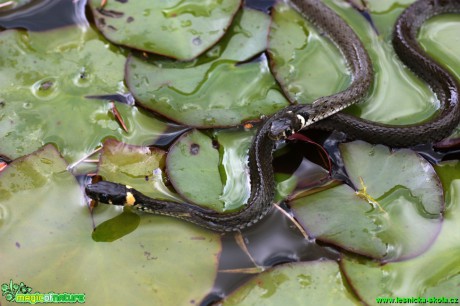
[0,26,167,163]
[166,129,253,212]
[167,130,223,211]
[126,8,289,127]
[0,145,221,305]
[97,138,181,202]
[290,141,443,261]
[341,161,460,305]
[222,261,359,305]
[268,2,350,103]
[419,14,460,143]
[269,0,438,124]
[88,0,241,60]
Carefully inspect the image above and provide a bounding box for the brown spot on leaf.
[115,0,128,3]
[190,143,200,155]
[144,251,158,260]
[108,25,118,31]
[97,8,124,18]
[127,16,134,23]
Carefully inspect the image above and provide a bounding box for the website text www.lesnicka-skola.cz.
[376,297,459,304]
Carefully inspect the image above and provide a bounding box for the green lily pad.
[166,129,253,212]
[0,145,221,305]
[167,130,222,211]
[270,0,438,124]
[0,26,167,163]
[341,141,443,216]
[419,14,460,142]
[88,0,241,60]
[222,261,360,305]
[290,141,443,260]
[92,209,141,242]
[268,2,350,103]
[419,14,460,86]
[341,161,460,305]
[125,8,289,127]
[97,138,181,202]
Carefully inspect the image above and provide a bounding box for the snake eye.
[269,117,292,140]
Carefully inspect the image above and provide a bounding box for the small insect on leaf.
[244,123,254,130]
[110,101,129,132]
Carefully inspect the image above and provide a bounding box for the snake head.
[85,181,132,205]
[269,111,306,140]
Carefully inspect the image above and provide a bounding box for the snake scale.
[86,0,460,232]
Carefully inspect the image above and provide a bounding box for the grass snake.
[86,0,460,232]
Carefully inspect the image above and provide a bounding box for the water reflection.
[0,0,88,31]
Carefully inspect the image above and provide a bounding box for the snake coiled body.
[86,0,460,232]
[312,0,460,146]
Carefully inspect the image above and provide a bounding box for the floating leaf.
[290,141,443,261]
[0,26,168,163]
[167,130,223,211]
[92,209,140,242]
[268,2,350,103]
[269,0,437,124]
[166,129,252,212]
[126,8,289,127]
[88,0,241,60]
[0,145,221,305]
[341,161,460,304]
[222,261,359,305]
[419,14,460,144]
[97,138,180,202]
